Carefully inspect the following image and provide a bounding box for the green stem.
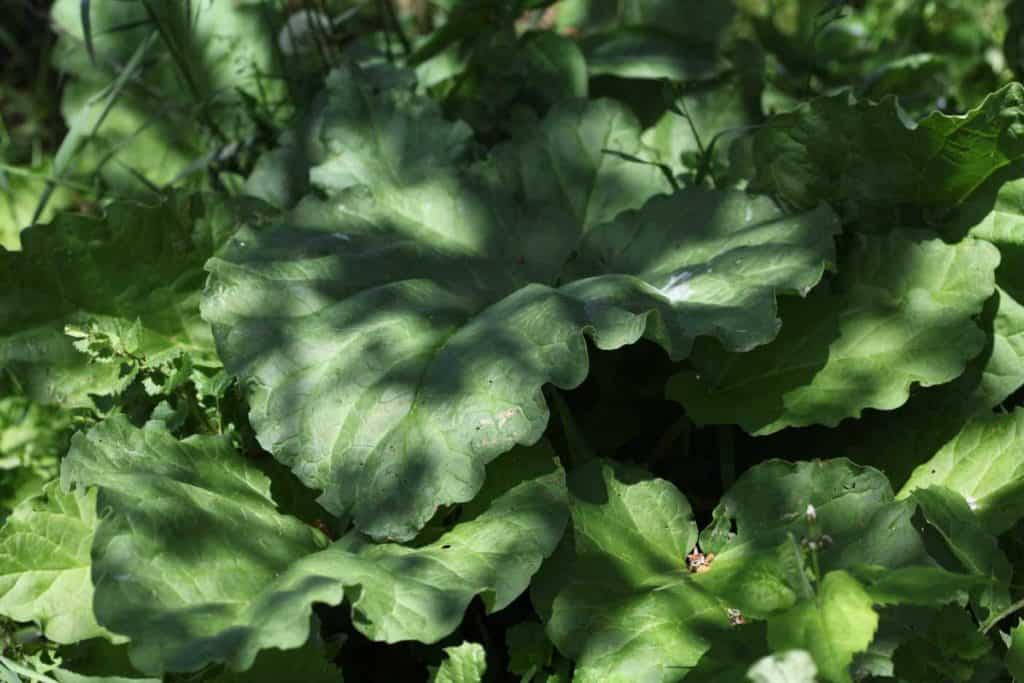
[718,426,735,491]
[980,596,1024,634]
[547,387,595,467]
[650,414,691,466]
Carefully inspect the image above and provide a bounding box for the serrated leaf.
[429,642,486,683]
[0,482,115,644]
[795,286,1024,490]
[0,194,267,409]
[766,571,878,683]
[669,232,998,434]
[203,66,837,541]
[749,83,1024,212]
[531,459,728,682]
[62,418,565,674]
[899,408,1024,533]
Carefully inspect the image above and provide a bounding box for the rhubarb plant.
[2,1,1024,682]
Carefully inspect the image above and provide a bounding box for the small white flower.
[805,504,817,522]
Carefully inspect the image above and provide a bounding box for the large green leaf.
[943,167,1024,302]
[790,286,1024,490]
[766,571,878,683]
[669,232,998,434]
[287,445,567,646]
[749,83,1024,212]
[61,417,327,674]
[0,194,267,408]
[62,418,566,674]
[0,482,112,644]
[203,66,837,541]
[531,459,727,682]
[899,408,1024,534]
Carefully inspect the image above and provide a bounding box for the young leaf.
[766,571,878,683]
[899,408,1024,534]
[203,66,838,541]
[429,642,487,683]
[531,459,727,682]
[669,232,999,434]
[0,482,115,644]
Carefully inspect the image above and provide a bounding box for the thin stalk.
[33,31,158,222]
[650,413,691,467]
[0,163,96,193]
[0,657,60,683]
[980,596,1024,634]
[140,0,227,142]
[718,426,735,491]
[547,387,595,467]
[381,0,411,55]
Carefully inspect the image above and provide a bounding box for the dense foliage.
[5,0,1024,680]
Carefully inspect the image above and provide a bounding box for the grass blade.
[81,0,96,64]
